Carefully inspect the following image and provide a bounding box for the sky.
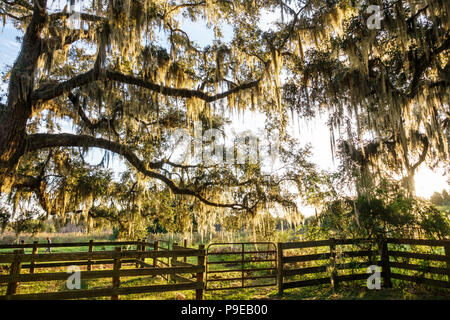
[0,6,448,217]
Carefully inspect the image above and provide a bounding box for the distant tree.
[0,207,11,235]
[147,219,168,235]
[10,209,44,240]
[275,217,291,231]
[443,190,450,201]
[419,205,450,240]
[430,189,450,207]
[306,191,450,240]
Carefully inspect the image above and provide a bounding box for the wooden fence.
[0,240,139,272]
[0,240,206,300]
[277,238,450,294]
[386,238,450,289]
[171,240,203,284]
[0,237,448,299]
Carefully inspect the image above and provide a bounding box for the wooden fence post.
[329,238,338,290]
[379,238,392,288]
[112,247,122,300]
[30,241,38,274]
[6,250,23,296]
[241,243,245,288]
[140,239,146,268]
[183,239,188,263]
[153,240,159,268]
[135,239,141,268]
[87,240,94,271]
[170,242,178,282]
[277,242,283,295]
[367,241,374,265]
[445,244,450,283]
[196,244,205,300]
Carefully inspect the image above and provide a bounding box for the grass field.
[0,231,121,254]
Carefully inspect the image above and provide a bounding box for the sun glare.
[414,167,449,199]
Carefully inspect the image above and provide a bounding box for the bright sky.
[0,7,448,217]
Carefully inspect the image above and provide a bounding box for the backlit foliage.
[0,0,448,237]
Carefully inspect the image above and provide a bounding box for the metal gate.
[205,242,277,291]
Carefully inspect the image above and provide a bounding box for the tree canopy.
[0,0,448,237]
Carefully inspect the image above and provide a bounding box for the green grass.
[277,283,450,300]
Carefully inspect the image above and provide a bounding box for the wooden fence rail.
[0,241,206,300]
[0,240,142,272]
[0,241,138,250]
[170,241,198,283]
[278,238,450,294]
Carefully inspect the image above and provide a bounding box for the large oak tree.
[0,0,326,233]
[0,0,448,232]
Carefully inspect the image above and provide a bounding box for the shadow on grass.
[267,283,450,300]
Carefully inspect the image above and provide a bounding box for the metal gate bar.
[205,242,277,291]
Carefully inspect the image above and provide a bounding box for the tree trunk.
[0,106,30,192]
[0,0,48,191]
